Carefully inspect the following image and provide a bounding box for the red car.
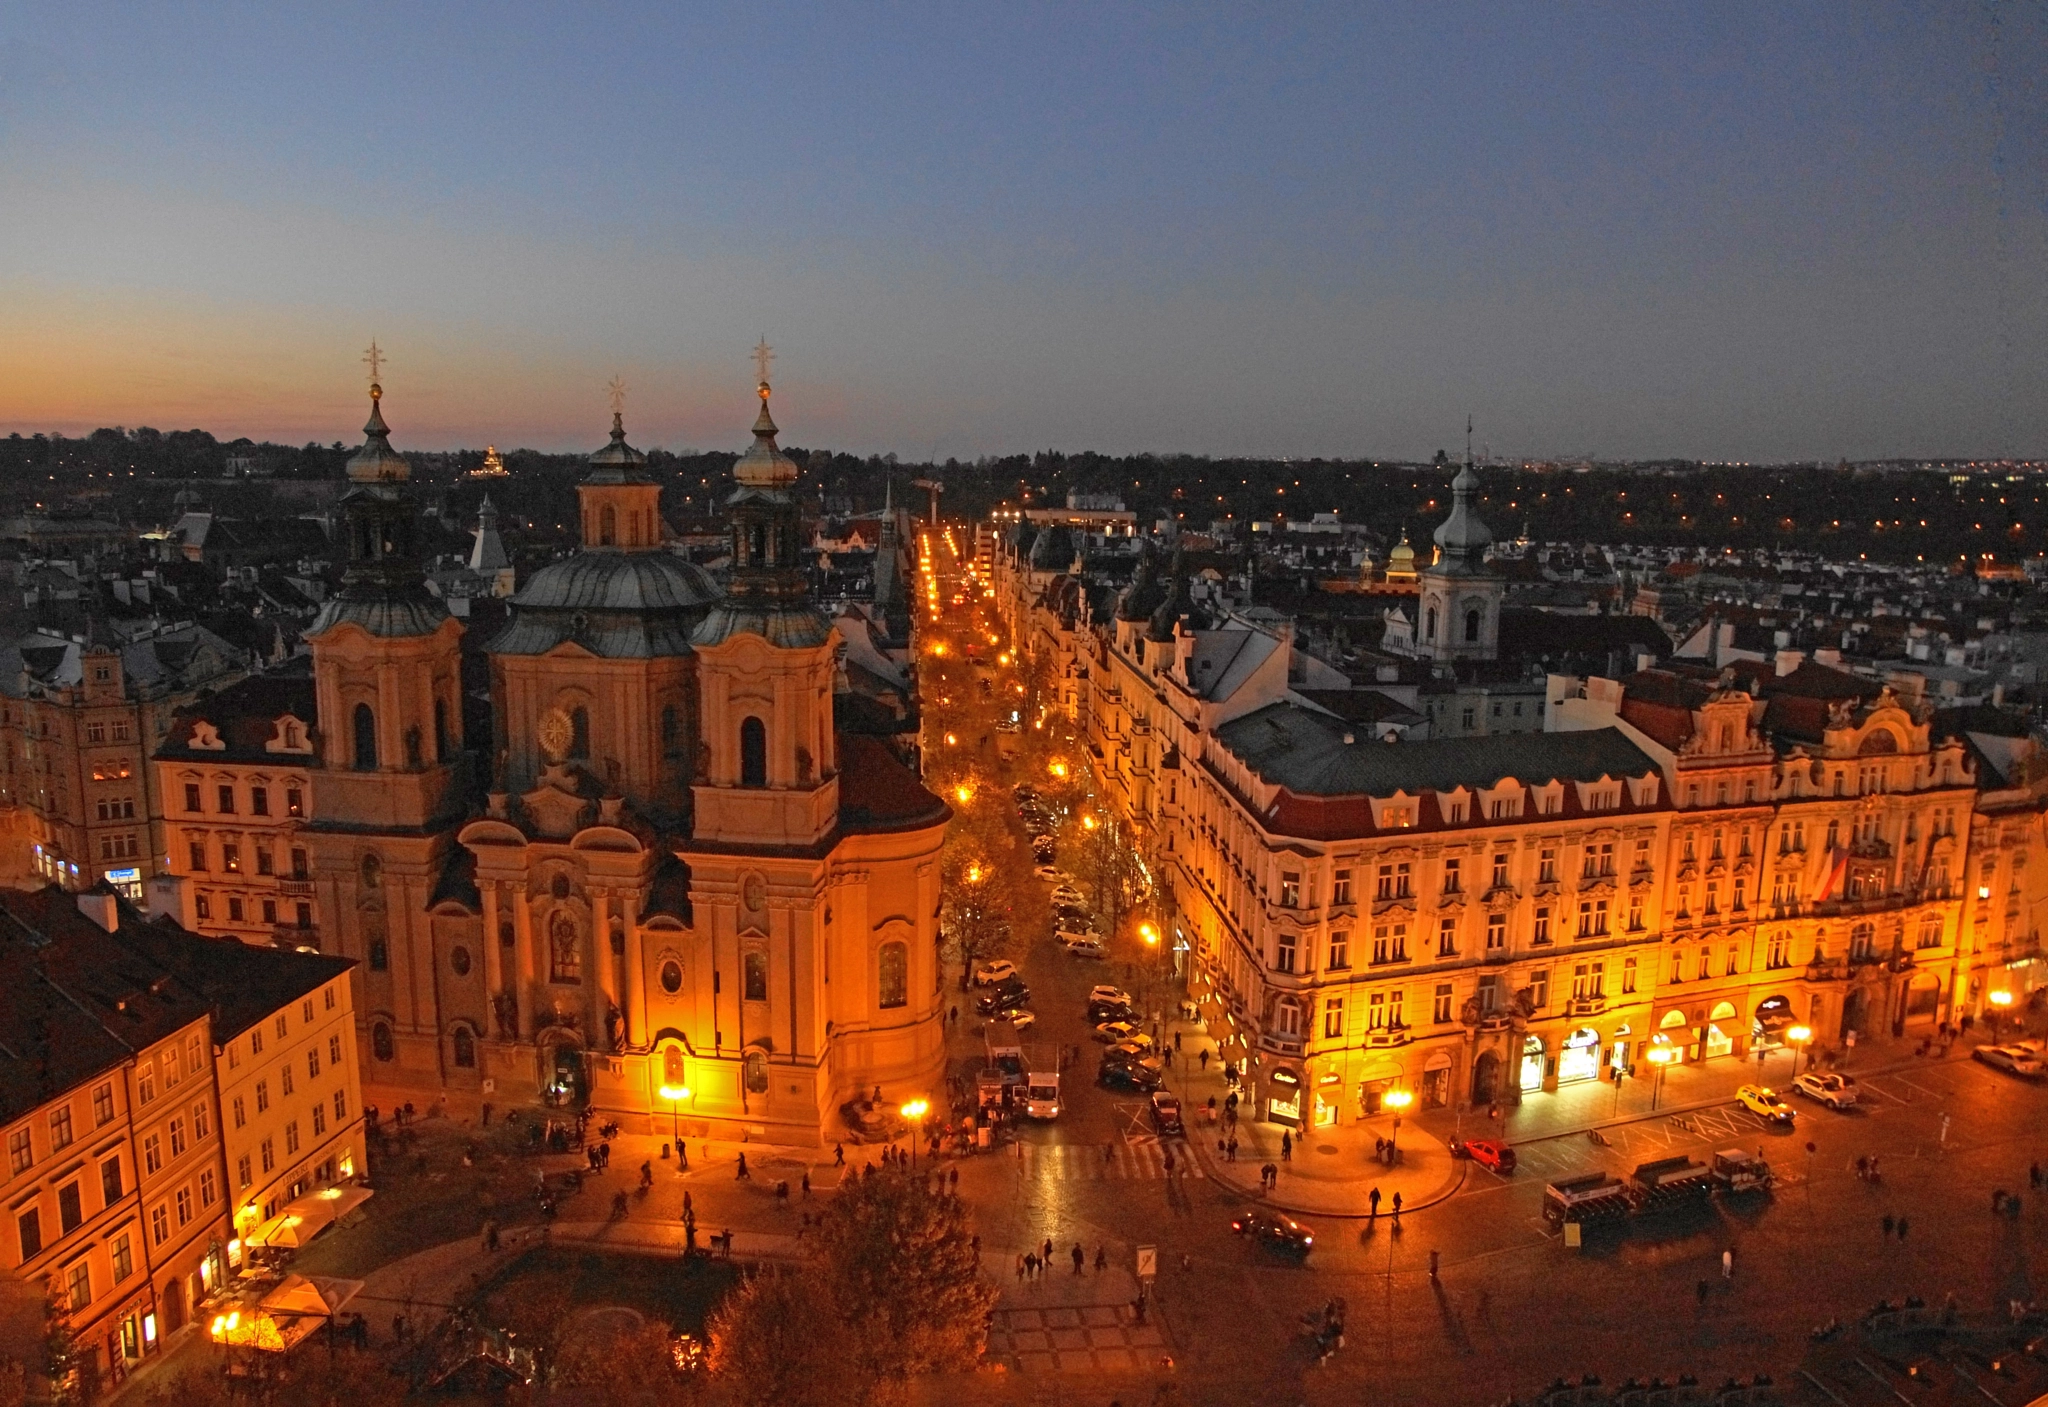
[1462,1138,1517,1174]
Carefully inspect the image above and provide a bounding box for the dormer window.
[189,722,225,751]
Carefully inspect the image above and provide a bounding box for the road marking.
[1019,1139,1203,1181]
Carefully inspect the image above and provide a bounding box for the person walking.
[1882,1214,1895,1237]
[1392,1191,1403,1221]
[1200,1049,1211,1072]
[1369,1186,1382,1220]
[1175,1032,1184,1053]
[1721,1248,1733,1279]
[834,1142,845,1167]
[1095,1245,1108,1273]
[1281,1131,1293,1162]
[1043,1237,1054,1265]
[801,1171,812,1197]
[1072,1243,1085,1275]
[1016,1254,1027,1282]
[736,1152,750,1180]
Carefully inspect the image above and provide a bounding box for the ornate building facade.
[252,373,948,1144]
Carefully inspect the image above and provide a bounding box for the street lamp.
[659,1084,691,1155]
[1785,1024,1812,1077]
[900,1099,930,1167]
[1645,1045,1674,1110]
[1988,989,2014,1043]
[954,783,975,805]
[1383,1088,1413,1163]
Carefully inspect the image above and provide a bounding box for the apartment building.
[151,665,320,948]
[0,623,244,902]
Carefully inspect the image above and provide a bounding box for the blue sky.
[1,2,2042,459]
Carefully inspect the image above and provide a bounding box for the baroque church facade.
[299,375,950,1143]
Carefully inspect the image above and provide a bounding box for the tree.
[706,1268,865,1407]
[557,1318,706,1407]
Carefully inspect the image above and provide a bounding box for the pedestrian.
[1180,1252,1192,1273]
[1095,1245,1108,1273]
[949,1167,959,1192]
[1897,1216,1909,1240]
[1025,1252,1039,1279]
[835,1142,846,1167]
[1134,1290,1148,1326]
[801,1171,812,1197]
[1369,1187,1382,1219]
[1721,1248,1733,1279]
[1228,1137,1239,1162]
[1995,1189,2007,1213]
[1882,1213,1895,1237]
[1043,1237,1054,1265]
[736,1152,750,1180]
[1163,1148,1176,1177]
[1175,1031,1183,1052]
[1281,1131,1292,1162]
[1016,1254,1027,1282]
[1200,1049,1211,1072]
[1429,1249,1440,1280]
[949,1004,958,1026]
[2034,1162,2044,1190]
[1392,1191,1403,1220]
[1072,1243,1085,1275]
[683,1190,693,1219]
[1696,1279,1710,1307]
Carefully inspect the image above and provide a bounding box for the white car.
[1088,985,1132,1007]
[1061,936,1107,960]
[972,959,1019,987]
[1034,866,1066,883]
[1006,1010,1037,1032]
[1791,1072,1858,1109]
[1051,885,1086,908]
[1974,1044,2048,1079]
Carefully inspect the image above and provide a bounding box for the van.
[1023,1072,1061,1120]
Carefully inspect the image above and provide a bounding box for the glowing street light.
[1082,814,1098,832]
[659,1083,692,1152]
[1785,1024,1813,1076]
[1645,1045,1675,1110]
[901,1098,930,1167]
[1988,989,2015,1042]
[954,783,976,805]
[1139,921,1159,946]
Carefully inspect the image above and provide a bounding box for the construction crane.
[911,478,943,525]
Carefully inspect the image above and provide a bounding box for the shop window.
[877,942,908,1009]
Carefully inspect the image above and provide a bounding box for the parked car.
[1087,1000,1134,1025]
[1051,884,1086,907]
[1099,1060,1162,1093]
[1089,985,1132,1007]
[1093,1019,1141,1043]
[972,959,1018,987]
[976,981,1031,1017]
[1974,1044,2048,1078]
[1006,1010,1037,1032]
[1034,866,1065,882]
[1230,1209,1315,1255]
[1149,1092,1184,1135]
[1735,1085,1795,1125]
[1463,1138,1517,1174]
[1105,1040,1160,1068]
[1791,1072,1859,1108]
[1062,939,1107,960]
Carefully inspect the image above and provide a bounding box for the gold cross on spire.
[753,337,774,388]
[362,339,385,388]
[606,376,628,417]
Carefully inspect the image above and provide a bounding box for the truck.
[1624,1155,1717,1209]
[1710,1148,1774,1194]
[1022,1071,1061,1120]
[1541,1172,1632,1227]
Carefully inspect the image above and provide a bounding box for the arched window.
[743,949,768,1002]
[549,912,582,984]
[743,1049,769,1094]
[740,716,767,787]
[661,705,681,756]
[1464,609,1480,643]
[1425,607,1438,640]
[600,505,616,546]
[434,698,450,761]
[877,941,908,1010]
[570,707,590,760]
[663,1044,687,1085]
[370,1022,394,1062]
[352,703,377,771]
[451,1026,476,1068]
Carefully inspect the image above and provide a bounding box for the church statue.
[795,745,813,785]
[694,738,711,784]
[492,992,519,1040]
[606,1003,624,1052]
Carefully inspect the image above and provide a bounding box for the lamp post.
[1988,989,2014,1044]
[659,1084,691,1155]
[901,1099,930,1168]
[1785,1024,1812,1078]
[1384,1088,1413,1164]
[1645,1046,1674,1111]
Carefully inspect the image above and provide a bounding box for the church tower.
[689,368,841,847]
[1416,429,1502,664]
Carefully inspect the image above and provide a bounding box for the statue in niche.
[795,744,813,785]
[492,992,519,1039]
[606,1003,624,1052]
[694,739,711,784]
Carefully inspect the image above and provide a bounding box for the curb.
[1186,1133,1467,1220]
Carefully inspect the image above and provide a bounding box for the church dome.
[732,392,800,489]
[1431,462,1493,567]
[308,590,449,639]
[346,388,410,484]
[490,553,722,658]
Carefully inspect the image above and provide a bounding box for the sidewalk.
[1164,1024,1465,1219]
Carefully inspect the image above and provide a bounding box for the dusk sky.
[2,3,2043,461]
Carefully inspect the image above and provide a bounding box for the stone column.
[622,892,646,1049]
[511,885,534,1040]
[593,889,617,1052]
[481,882,503,1027]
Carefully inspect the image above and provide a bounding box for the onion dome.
[346,383,410,484]
[585,410,652,484]
[733,385,799,489]
[1431,456,1493,572]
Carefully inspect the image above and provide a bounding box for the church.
[299,368,951,1144]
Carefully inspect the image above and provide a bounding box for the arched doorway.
[162,1277,186,1332]
[1658,1008,1691,1062]
[1752,995,1793,1050]
[1706,1001,1738,1059]
[1901,973,1941,1032]
[1471,1050,1501,1105]
[539,1032,586,1107]
[1841,988,1870,1043]
[1558,1027,1603,1083]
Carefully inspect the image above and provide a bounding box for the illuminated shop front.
[1518,1034,1546,1093]
[1557,1026,1603,1084]
[1266,1066,1303,1128]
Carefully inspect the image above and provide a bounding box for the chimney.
[77,889,120,934]
[1774,648,1804,677]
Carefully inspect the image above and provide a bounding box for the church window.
[368,939,387,971]
[370,1023,394,1062]
[499,920,515,948]
[743,949,768,1002]
[662,1044,686,1085]
[548,913,582,984]
[877,942,909,1010]
[1465,609,1480,643]
[570,708,590,760]
[740,717,767,787]
[610,922,625,956]
[434,699,450,762]
[661,706,681,756]
[451,1027,476,1068]
[659,960,683,995]
[743,1049,769,1094]
[599,505,616,546]
[449,946,471,977]
[1425,607,1438,639]
[352,704,377,771]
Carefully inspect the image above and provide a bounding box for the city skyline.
[2,4,2045,461]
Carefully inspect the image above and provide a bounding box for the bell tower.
[306,355,466,830]
[577,379,665,551]
[1417,427,1502,665]
[690,365,841,847]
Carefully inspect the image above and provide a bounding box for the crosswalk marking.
[1019,1139,1203,1181]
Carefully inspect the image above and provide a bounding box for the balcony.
[278,878,316,896]
[1259,1029,1306,1057]
[1565,995,1606,1018]
[1364,1024,1412,1049]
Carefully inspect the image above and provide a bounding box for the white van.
[1023,1072,1062,1120]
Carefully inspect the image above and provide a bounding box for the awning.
[245,1186,374,1250]
[212,1274,364,1353]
